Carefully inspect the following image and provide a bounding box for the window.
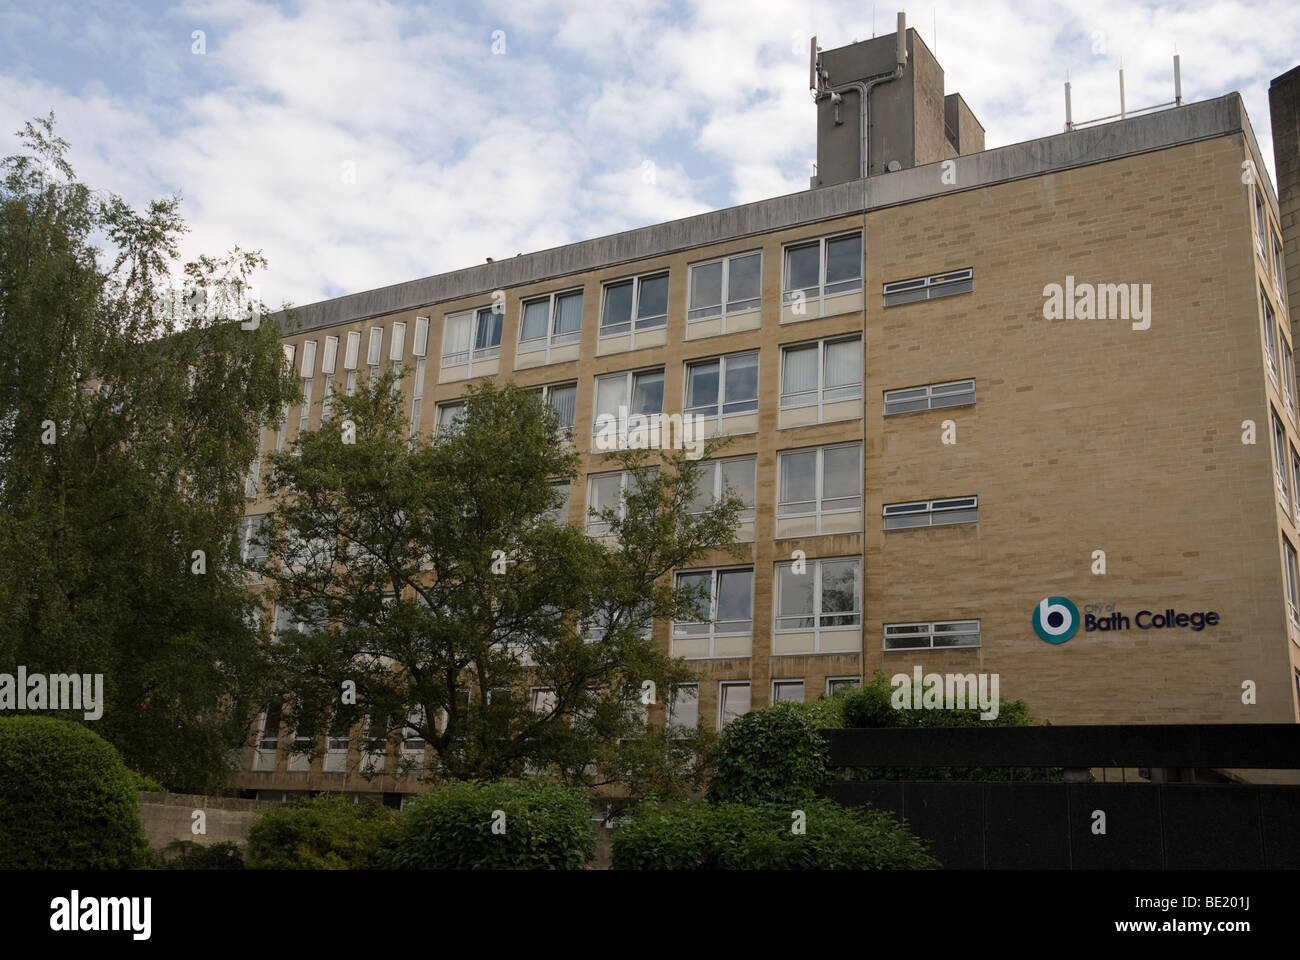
[362,714,387,771]
[883,496,978,529]
[1255,188,1268,256]
[239,515,269,567]
[525,381,578,432]
[882,268,974,306]
[777,444,861,530]
[884,378,975,415]
[529,687,557,716]
[1285,340,1298,423]
[298,377,314,432]
[244,454,261,500]
[668,684,699,731]
[1263,290,1279,380]
[585,468,658,535]
[827,676,861,695]
[389,322,406,362]
[772,679,804,703]
[601,272,669,338]
[1273,232,1286,301]
[273,602,326,639]
[774,558,861,643]
[442,307,503,369]
[367,326,383,369]
[436,402,465,435]
[686,455,756,526]
[780,337,861,415]
[519,289,583,353]
[300,339,318,378]
[718,682,750,728]
[409,358,426,443]
[1274,409,1290,506]
[275,403,288,451]
[326,719,349,756]
[884,620,982,650]
[257,704,282,753]
[413,317,430,357]
[547,481,571,525]
[684,351,758,427]
[1292,447,1300,526]
[344,331,361,396]
[1285,538,1300,626]
[322,335,339,374]
[783,232,862,305]
[688,252,761,324]
[593,368,664,434]
[673,567,754,654]
[402,708,426,755]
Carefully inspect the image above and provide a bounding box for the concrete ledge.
[138,792,279,850]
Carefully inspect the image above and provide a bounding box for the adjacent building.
[238,24,1299,801]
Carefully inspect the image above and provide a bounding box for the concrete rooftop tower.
[810,12,984,188]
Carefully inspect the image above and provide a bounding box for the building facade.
[238,28,1299,801]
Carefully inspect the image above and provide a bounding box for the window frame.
[672,565,755,656]
[772,679,805,703]
[1285,537,1300,627]
[778,336,862,420]
[776,443,862,532]
[524,380,579,433]
[883,495,979,529]
[883,619,982,651]
[599,271,670,343]
[882,268,974,306]
[686,455,757,527]
[717,681,751,729]
[668,683,700,733]
[584,467,657,535]
[518,287,584,359]
[1273,407,1290,507]
[592,366,666,436]
[781,231,863,306]
[684,349,759,429]
[1263,288,1279,383]
[826,676,861,695]
[883,378,976,415]
[772,556,862,649]
[687,250,763,327]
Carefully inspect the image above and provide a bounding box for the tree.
[258,374,739,793]
[0,115,299,792]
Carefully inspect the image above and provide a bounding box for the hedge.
[0,715,150,869]
[707,699,844,805]
[379,779,594,870]
[611,798,939,870]
[246,794,399,870]
[152,840,245,870]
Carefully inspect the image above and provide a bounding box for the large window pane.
[554,291,583,336]
[686,463,716,514]
[474,308,502,349]
[723,352,759,413]
[637,274,669,323]
[595,375,626,420]
[719,683,750,726]
[820,559,860,626]
[822,445,860,505]
[631,370,664,415]
[781,344,818,396]
[442,314,470,364]
[686,360,720,414]
[727,253,761,303]
[715,569,753,629]
[825,339,861,388]
[775,564,814,628]
[675,571,713,634]
[690,261,723,311]
[785,242,820,291]
[720,457,756,514]
[520,299,549,341]
[602,281,634,331]
[778,450,817,513]
[825,234,862,284]
[548,384,577,429]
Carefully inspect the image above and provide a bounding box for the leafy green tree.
[0,115,298,792]
[257,374,738,792]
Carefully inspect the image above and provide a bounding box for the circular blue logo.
[1033,596,1080,644]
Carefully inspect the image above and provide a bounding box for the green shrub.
[153,839,245,870]
[246,794,399,870]
[0,716,150,869]
[380,780,594,870]
[612,798,939,870]
[707,698,845,805]
[838,671,1061,781]
[127,770,166,793]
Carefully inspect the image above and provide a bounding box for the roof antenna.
[872,4,876,38]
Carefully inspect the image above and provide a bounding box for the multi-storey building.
[238,25,1299,802]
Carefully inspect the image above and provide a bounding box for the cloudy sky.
[1,0,1295,310]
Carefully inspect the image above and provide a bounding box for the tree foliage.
[258,375,738,790]
[0,115,299,792]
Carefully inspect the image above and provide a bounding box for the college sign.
[1033,597,1220,644]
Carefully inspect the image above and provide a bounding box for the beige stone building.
[236,26,1299,802]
